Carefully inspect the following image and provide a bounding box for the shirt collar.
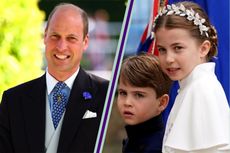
[46,67,80,95]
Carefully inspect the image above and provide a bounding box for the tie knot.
[54,82,66,92]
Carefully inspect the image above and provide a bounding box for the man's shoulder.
[79,68,109,87]
[87,72,109,85]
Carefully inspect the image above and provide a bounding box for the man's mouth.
[54,54,70,60]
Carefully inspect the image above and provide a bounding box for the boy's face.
[117,81,162,125]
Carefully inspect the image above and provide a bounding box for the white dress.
[162,63,230,153]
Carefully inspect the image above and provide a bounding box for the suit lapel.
[22,75,46,152]
[57,68,97,151]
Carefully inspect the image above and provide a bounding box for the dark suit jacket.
[0,68,109,153]
[122,115,164,153]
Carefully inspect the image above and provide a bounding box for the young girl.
[117,54,172,153]
[153,1,230,153]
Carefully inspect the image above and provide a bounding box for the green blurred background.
[0,0,44,98]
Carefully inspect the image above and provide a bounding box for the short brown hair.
[154,1,218,61]
[119,54,172,98]
[45,3,88,38]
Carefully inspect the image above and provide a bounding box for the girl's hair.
[153,1,218,61]
[119,54,172,98]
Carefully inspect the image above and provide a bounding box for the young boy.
[117,54,172,153]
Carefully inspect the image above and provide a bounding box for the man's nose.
[56,39,68,51]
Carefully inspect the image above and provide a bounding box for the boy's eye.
[118,90,127,96]
[135,92,144,98]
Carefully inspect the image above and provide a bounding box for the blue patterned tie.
[51,82,69,129]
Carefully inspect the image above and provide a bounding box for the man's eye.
[67,37,78,42]
[50,35,59,40]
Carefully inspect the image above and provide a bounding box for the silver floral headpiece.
[153,4,209,37]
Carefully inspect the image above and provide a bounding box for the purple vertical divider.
[95,0,134,153]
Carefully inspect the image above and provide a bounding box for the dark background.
[38,0,126,22]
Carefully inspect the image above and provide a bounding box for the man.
[0,3,109,153]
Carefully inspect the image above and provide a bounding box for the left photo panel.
[0,0,126,153]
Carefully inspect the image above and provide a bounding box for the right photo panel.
[103,0,230,153]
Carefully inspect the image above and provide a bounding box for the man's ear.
[83,34,89,51]
[158,94,169,112]
[44,28,48,45]
[199,40,211,58]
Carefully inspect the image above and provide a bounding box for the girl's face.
[156,28,207,81]
[117,81,162,125]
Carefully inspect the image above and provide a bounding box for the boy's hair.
[119,54,172,98]
[153,1,217,61]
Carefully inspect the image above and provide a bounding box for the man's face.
[44,8,88,80]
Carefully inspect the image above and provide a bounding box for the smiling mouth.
[54,54,70,60]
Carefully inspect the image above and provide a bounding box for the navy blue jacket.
[122,115,164,153]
